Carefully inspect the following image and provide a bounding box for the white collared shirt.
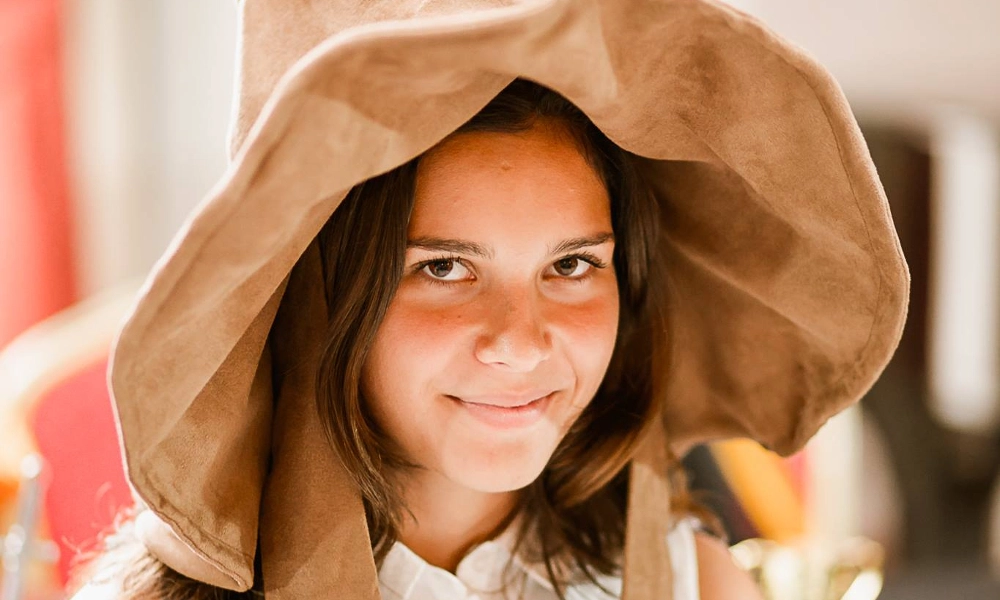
[71,519,701,600]
[378,517,701,600]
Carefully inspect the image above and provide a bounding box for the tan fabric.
[106,0,910,597]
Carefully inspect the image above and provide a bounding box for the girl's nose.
[473,289,552,372]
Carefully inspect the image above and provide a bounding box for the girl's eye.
[550,252,607,281]
[420,257,472,282]
[553,256,588,278]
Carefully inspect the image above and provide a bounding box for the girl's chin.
[431,429,564,492]
[458,474,541,494]
[445,459,549,494]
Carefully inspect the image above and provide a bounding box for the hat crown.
[230,0,521,157]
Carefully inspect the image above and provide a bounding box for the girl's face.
[361,118,619,494]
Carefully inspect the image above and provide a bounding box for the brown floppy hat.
[106,0,910,598]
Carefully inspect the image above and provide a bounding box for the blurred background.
[1,1,999,599]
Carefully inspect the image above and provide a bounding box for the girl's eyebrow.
[406,232,614,259]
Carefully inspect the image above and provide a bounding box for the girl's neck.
[398,471,521,572]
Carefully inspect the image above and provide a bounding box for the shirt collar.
[377,512,560,597]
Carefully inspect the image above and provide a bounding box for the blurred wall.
[744,0,1000,127]
[63,1,236,296]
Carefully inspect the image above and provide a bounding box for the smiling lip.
[450,391,555,429]
[458,390,556,408]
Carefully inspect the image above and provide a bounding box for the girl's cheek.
[550,285,619,337]
[382,302,470,351]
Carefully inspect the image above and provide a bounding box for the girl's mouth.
[448,391,555,429]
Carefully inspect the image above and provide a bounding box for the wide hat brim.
[107,0,909,597]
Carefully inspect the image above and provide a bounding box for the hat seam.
[131,469,255,585]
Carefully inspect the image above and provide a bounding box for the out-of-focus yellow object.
[710,438,806,542]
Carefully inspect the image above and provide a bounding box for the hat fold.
[259,240,381,598]
[112,276,288,590]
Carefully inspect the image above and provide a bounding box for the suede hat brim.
[108,0,909,597]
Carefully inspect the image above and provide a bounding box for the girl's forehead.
[419,118,599,182]
[409,121,611,236]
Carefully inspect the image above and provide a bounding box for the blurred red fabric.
[28,357,131,586]
[0,0,78,349]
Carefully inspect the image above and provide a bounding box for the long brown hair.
[71,79,710,599]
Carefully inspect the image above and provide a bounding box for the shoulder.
[693,531,764,600]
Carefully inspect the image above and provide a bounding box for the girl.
[71,0,909,598]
